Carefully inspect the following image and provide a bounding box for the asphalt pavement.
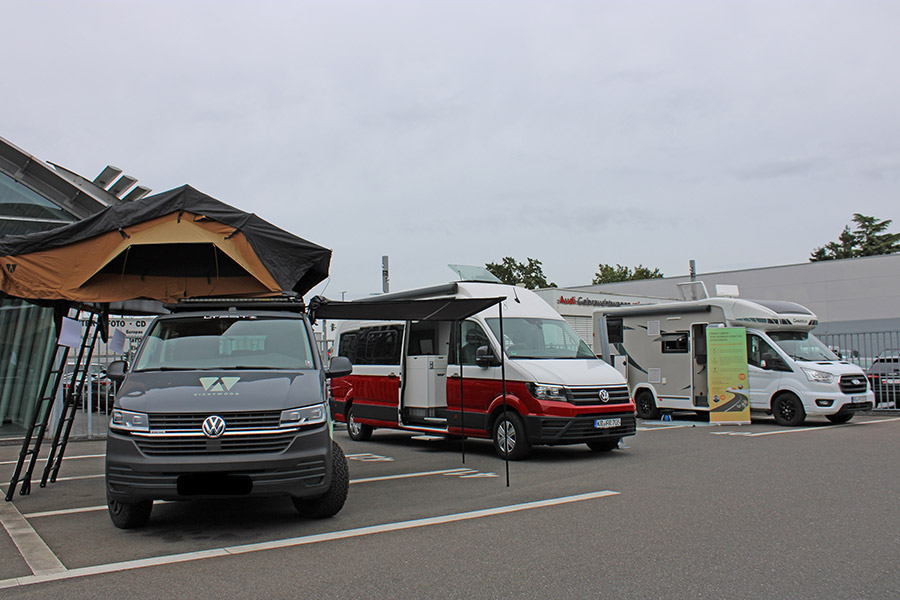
[1,413,899,599]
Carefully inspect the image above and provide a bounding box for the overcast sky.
[4,1,899,299]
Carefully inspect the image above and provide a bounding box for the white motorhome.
[593,284,874,426]
[327,277,636,459]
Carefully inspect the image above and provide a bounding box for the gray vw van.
[104,297,351,529]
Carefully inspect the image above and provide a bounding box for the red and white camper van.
[328,281,636,459]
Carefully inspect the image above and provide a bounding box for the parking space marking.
[710,416,900,437]
[0,490,619,589]
[0,490,66,577]
[346,453,394,462]
[0,454,105,467]
[22,468,491,519]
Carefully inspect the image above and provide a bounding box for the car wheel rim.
[348,415,360,436]
[498,420,516,454]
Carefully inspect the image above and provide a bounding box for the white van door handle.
[388,372,398,378]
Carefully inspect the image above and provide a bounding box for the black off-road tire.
[107,494,153,529]
[293,441,349,519]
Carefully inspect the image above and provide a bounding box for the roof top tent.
[312,266,634,465]
[1,185,331,499]
[593,283,873,426]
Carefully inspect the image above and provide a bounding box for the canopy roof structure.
[0,185,331,303]
[309,296,504,322]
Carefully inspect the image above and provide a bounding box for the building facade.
[0,135,148,436]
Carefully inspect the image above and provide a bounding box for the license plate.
[851,396,868,403]
[594,418,621,429]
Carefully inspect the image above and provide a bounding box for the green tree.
[810,214,900,261]
[485,257,556,289]
[592,263,663,284]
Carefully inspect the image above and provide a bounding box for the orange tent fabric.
[0,185,330,303]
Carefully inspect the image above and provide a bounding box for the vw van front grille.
[148,411,282,430]
[567,385,631,406]
[539,413,637,441]
[133,430,295,456]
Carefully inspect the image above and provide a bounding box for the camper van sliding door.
[349,324,404,424]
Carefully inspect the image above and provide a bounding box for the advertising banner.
[706,327,750,424]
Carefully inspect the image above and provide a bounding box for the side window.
[661,332,689,353]
[451,321,490,366]
[357,325,403,366]
[747,334,782,369]
[338,332,358,363]
[606,318,624,344]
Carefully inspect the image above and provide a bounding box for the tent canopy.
[309,296,504,322]
[0,185,331,303]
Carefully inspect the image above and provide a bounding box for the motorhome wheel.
[772,393,806,427]
[635,390,660,420]
[826,412,854,424]
[347,407,373,441]
[293,442,349,518]
[587,438,620,452]
[492,411,531,460]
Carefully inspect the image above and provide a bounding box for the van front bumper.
[105,426,333,503]
[805,391,875,416]
[525,412,636,445]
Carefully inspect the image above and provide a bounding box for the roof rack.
[165,294,305,313]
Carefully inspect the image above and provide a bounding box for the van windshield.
[485,317,596,359]
[134,316,314,371]
[768,331,838,362]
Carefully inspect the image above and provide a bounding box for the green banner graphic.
[706,327,750,424]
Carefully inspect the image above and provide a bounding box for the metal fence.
[819,330,900,410]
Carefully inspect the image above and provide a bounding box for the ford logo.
[202,415,226,438]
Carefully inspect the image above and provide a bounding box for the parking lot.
[2,413,900,599]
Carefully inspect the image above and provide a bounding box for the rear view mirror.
[106,360,129,382]
[475,345,500,368]
[326,356,353,378]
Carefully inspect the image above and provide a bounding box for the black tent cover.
[308,296,504,322]
[0,184,332,296]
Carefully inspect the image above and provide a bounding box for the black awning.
[308,296,504,322]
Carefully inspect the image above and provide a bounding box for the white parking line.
[0,454,104,467]
[710,416,900,437]
[0,493,65,577]
[22,468,488,519]
[0,490,619,589]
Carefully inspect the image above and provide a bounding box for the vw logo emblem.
[599,389,610,403]
[202,415,226,438]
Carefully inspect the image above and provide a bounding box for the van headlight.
[110,409,150,432]
[802,368,834,384]
[280,403,326,427]
[527,383,568,401]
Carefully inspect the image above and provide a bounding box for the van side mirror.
[107,360,128,382]
[475,345,500,368]
[326,356,353,378]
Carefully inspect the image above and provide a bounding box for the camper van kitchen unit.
[328,282,636,460]
[594,296,874,426]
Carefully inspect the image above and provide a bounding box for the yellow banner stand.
[707,327,750,424]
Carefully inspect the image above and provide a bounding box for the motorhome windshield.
[768,331,839,362]
[485,317,596,359]
[134,316,314,371]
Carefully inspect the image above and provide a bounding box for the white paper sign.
[110,329,126,354]
[58,317,82,349]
